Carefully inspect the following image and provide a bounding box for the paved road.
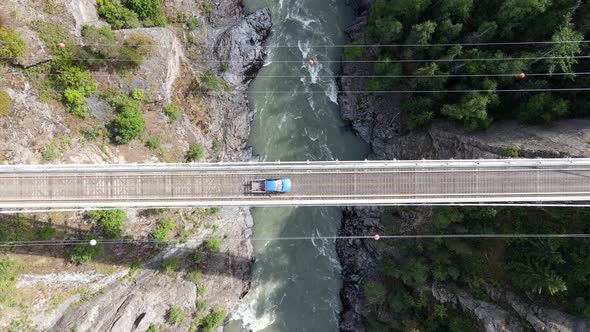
[1,159,590,208]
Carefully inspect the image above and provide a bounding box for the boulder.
[214,8,272,86]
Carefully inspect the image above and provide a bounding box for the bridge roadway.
[1,159,590,208]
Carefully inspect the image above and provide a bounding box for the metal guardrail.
[0,158,588,174]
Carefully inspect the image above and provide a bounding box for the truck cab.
[250,178,292,194]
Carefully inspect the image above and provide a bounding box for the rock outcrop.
[214,8,272,86]
[426,283,525,332]
[114,27,184,104]
[336,206,381,332]
[486,286,590,332]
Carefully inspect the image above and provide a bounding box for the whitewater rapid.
[225,1,368,331]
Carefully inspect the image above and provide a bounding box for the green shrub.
[200,70,225,91]
[205,208,219,216]
[97,0,141,29]
[204,236,220,252]
[186,17,200,31]
[132,88,144,101]
[53,63,97,118]
[125,0,161,19]
[70,237,103,264]
[503,145,519,158]
[0,217,36,242]
[81,126,104,141]
[200,1,212,15]
[42,144,59,162]
[0,258,24,293]
[97,0,165,28]
[211,138,221,152]
[145,137,161,149]
[147,324,158,332]
[38,225,56,240]
[432,207,464,229]
[517,93,569,124]
[89,210,126,238]
[82,25,152,68]
[344,43,363,61]
[0,28,25,58]
[401,97,434,130]
[187,269,202,284]
[186,143,204,162]
[162,257,180,273]
[364,280,387,306]
[151,218,174,241]
[110,98,146,144]
[163,103,179,122]
[63,88,89,118]
[130,261,142,274]
[193,251,203,264]
[0,89,11,116]
[198,307,226,332]
[219,63,229,72]
[167,306,186,325]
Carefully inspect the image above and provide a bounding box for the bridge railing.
[0,158,589,174]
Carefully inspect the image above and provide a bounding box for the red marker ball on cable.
[58,42,66,49]
[518,72,526,79]
[308,59,315,66]
[373,234,380,241]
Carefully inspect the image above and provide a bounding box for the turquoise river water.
[225,0,369,331]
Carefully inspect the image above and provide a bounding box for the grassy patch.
[145,137,161,150]
[70,237,104,264]
[198,306,226,332]
[200,70,225,92]
[0,89,10,116]
[186,17,200,31]
[186,269,202,285]
[32,21,75,55]
[42,135,72,162]
[503,145,519,158]
[108,95,146,144]
[0,28,24,59]
[211,138,222,152]
[81,126,105,141]
[204,236,220,252]
[186,143,204,162]
[151,218,174,242]
[162,257,180,273]
[199,1,212,16]
[0,215,56,242]
[167,305,186,325]
[163,103,179,122]
[0,258,25,294]
[88,210,126,239]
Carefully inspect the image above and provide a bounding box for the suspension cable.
[1,233,590,248]
[17,71,590,79]
[3,55,590,63]
[16,39,590,49]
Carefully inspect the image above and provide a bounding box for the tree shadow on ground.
[0,214,253,280]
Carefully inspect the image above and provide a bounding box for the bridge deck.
[1,159,590,208]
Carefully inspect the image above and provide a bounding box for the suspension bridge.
[0,158,589,209]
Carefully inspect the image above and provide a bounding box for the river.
[225,0,369,331]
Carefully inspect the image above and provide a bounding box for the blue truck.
[250,178,292,194]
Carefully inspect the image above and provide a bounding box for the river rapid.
[225,0,369,331]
